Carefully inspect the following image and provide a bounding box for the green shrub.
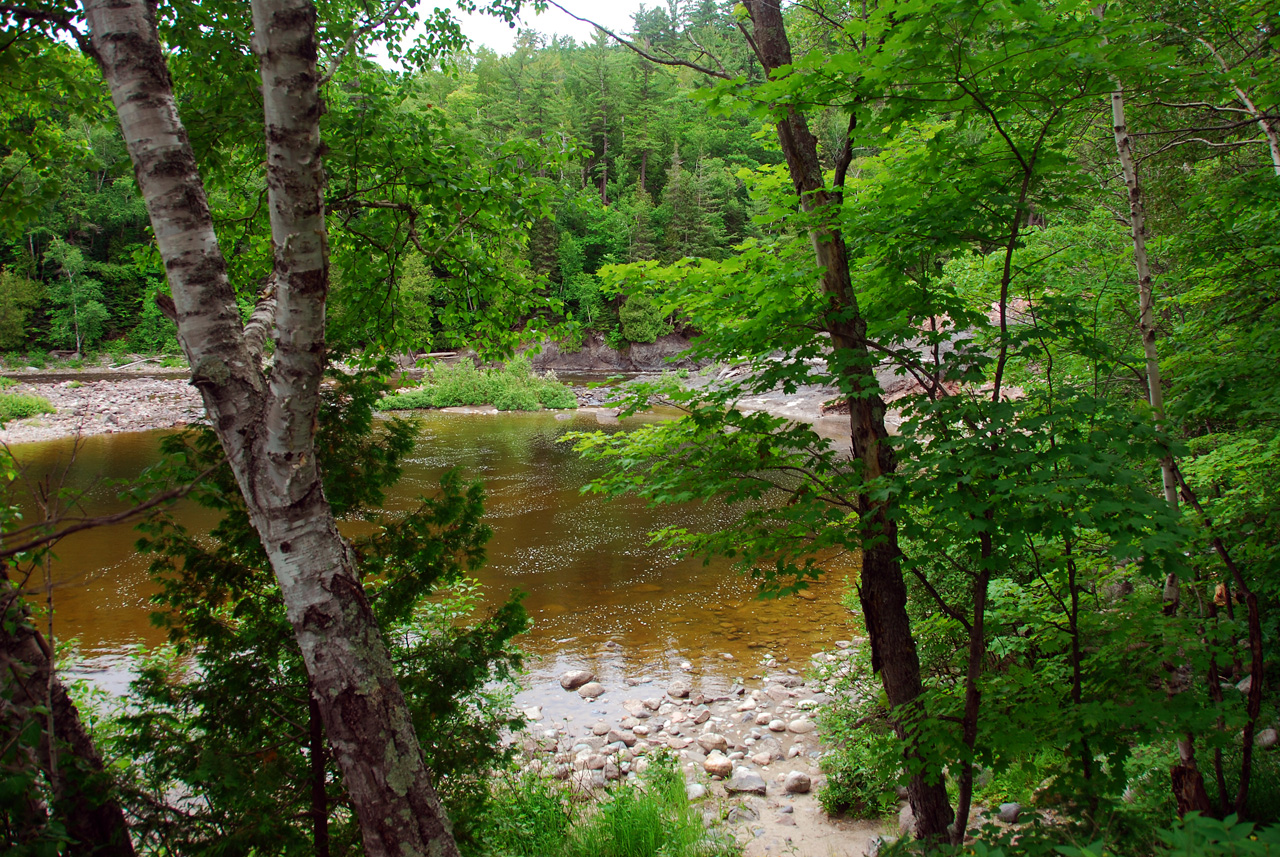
[377,357,578,413]
[539,383,579,409]
[378,387,437,410]
[817,723,901,818]
[0,269,42,350]
[493,386,541,412]
[0,391,55,425]
[470,754,732,857]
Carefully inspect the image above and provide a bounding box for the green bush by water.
[0,390,54,424]
[378,357,577,412]
[471,754,734,857]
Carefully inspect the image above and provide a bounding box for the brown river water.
[8,408,859,721]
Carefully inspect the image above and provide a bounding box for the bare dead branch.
[544,0,729,79]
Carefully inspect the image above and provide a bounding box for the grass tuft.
[0,390,54,425]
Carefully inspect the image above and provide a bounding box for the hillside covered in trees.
[3,0,1280,856]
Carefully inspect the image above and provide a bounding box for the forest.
[2,0,1279,856]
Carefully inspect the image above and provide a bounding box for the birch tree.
[58,1,481,853]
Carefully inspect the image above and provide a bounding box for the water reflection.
[7,410,860,707]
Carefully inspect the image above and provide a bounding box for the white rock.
[787,718,816,734]
[768,719,787,732]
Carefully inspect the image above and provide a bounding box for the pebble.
[704,752,733,777]
[998,802,1021,824]
[787,718,815,734]
[577,682,606,699]
[686,782,707,801]
[668,679,692,698]
[522,706,542,721]
[783,771,811,794]
[768,719,787,732]
[1257,728,1278,749]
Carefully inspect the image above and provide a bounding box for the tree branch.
[0,463,220,561]
[317,0,413,86]
[0,4,96,60]
[544,0,729,79]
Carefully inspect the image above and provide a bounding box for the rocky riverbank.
[512,642,889,857]
[0,375,204,445]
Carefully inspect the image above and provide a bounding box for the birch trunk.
[1110,78,1215,817]
[80,2,460,854]
[743,0,953,839]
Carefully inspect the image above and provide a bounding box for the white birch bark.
[80,2,460,854]
[1110,83,1178,509]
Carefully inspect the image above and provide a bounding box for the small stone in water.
[560,669,594,691]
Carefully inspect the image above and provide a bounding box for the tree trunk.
[81,2,461,854]
[1109,83,1177,508]
[743,0,952,839]
[1110,79,1217,816]
[309,687,331,857]
[1,566,136,857]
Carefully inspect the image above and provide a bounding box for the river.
[7,408,859,721]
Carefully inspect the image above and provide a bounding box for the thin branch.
[906,564,972,632]
[317,0,413,86]
[832,111,857,198]
[0,4,96,60]
[0,463,221,561]
[544,1,729,79]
